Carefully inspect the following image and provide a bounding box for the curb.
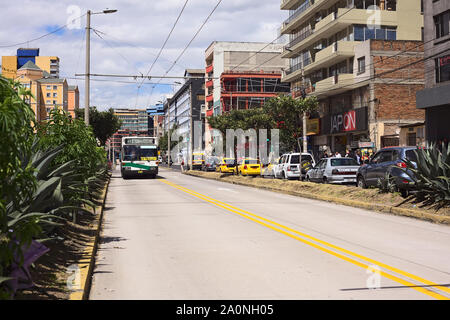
[69,174,111,300]
[184,171,450,225]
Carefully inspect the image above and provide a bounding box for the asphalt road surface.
[89,168,450,300]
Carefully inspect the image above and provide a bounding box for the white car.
[306,157,360,184]
[273,153,315,180]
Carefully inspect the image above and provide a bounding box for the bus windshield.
[123,145,158,161]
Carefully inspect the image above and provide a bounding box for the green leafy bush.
[404,143,450,209]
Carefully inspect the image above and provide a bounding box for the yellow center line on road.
[160,179,450,300]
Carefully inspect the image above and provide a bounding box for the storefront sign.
[331,110,355,133]
[320,107,368,135]
[306,119,320,135]
[440,55,450,67]
[358,141,374,148]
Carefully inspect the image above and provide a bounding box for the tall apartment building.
[205,41,289,117]
[416,0,450,144]
[280,0,425,156]
[2,48,60,79]
[14,60,68,121]
[164,69,206,163]
[110,109,150,156]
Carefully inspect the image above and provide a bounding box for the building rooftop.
[36,78,66,84]
[18,60,42,71]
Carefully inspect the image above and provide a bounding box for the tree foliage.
[0,77,39,298]
[76,107,122,146]
[206,95,318,152]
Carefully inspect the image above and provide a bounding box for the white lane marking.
[217,187,237,193]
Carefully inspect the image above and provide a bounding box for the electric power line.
[146,0,223,107]
[135,0,190,108]
[0,13,87,49]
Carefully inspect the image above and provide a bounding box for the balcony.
[206,94,213,102]
[206,79,213,88]
[282,1,311,24]
[282,7,398,58]
[303,41,356,75]
[282,57,311,83]
[280,0,301,11]
[206,64,213,74]
[281,0,340,35]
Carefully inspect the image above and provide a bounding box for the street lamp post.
[85,9,117,126]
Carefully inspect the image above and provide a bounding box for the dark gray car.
[356,147,418,196]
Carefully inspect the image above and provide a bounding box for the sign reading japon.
[321,107,368,135]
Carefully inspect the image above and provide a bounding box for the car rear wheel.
[323,177,328,184]
[357,175,367,189]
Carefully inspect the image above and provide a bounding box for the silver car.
[306,157,360,184]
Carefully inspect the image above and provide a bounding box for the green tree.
[76,107,122,146]
[263,95,318,152]
[206,95,318,152]
[38,109,106,181]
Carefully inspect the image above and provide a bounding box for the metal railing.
[286,29,313,50]
[283,1,311,26]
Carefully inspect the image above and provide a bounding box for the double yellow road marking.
[160,179,450,300]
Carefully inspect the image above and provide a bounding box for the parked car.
[273,153,315,180]
[306,157,360,184]
[260,157,279,178]
[356,147,418,196]
[203,156,220,172]
[192,152,205,170]
[217,158,237,174]
[236,158,261,176]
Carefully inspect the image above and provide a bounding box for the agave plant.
[403,143,450,210]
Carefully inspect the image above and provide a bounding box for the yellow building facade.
[14,61,68,122]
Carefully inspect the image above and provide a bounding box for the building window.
[46,93,51,97]
[355,0,396,10]
[435,55,450,83]
[434,10,450,39]
[354,25,396,41]
[53,100,57,105]
[358,57,366,74]
[46,85,51,90]
[53,93,57,98]
[53,85,57,90]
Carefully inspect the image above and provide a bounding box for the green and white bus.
[120,136,159,179]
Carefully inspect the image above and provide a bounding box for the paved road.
[90,168,450,300]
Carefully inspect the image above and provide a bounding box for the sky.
[0,0,288,111]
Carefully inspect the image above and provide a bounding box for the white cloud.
[0,0,287,111]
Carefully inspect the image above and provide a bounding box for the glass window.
[386,28,397,40]
[365,27,376,40]
[244,159,259,164]
[331,158,358,166]
[375,28,385,39]
[354,25,364,41]
[405,150,418,162]
[358,57,366,73]
[436,55,450,83]
[290,155,300,164]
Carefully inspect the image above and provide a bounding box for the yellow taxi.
[192,152,205,170]
[217,158,237,173]
[236,158,261,176]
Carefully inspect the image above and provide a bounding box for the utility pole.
[84,9,117,126]
[189,82,194,171]
[85,10,91,126]
[168,109,171,167]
